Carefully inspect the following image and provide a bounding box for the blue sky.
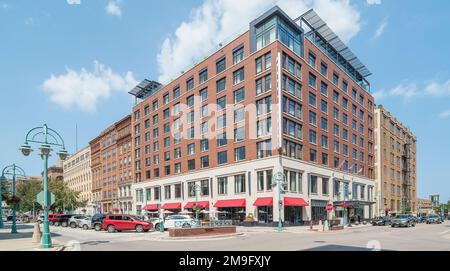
[0,0,449,202]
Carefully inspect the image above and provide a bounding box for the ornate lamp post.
[272,171,287,233]
[190,184,202,221]
[19,124,68,249]
[0,164,26,233]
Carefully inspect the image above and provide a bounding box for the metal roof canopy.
[129,79,162,99]
[298,9,372,78]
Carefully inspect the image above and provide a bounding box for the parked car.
[426,215,442,224]
[102,215,152,233]
[78,216,94,230]
[2,215,7,222]
[37,214,45,223]
[408,214,420,224]
[69,215,90,228]
[54,214,75,227]
[371,216,391,226]
[48,214,62,225]
[391,214,415,228]
[154,215,196,231]
[92,214,107,231]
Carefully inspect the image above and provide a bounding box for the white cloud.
[105,0,122,17]
[425,79,450,96]
[67,0,81,5]
[42,61,138,112]
[24,17,34,26]
[374,17,388,39]
[1,3,9,10]
[157,0,361,84]
[372,82,419,101]
[439,110,450,119]
[366,0,381,5]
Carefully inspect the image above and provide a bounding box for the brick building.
[130,6,376,224]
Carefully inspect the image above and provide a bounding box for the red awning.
[284,197,309,207]
[338,202,351,207]
[253,197,273,206]
[214,199,246,208]
[184,201,210,209]
[162,203,182,209]
[143,204,158,211]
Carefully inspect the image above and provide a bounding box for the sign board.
[326,203,333,212]
[36,191,55,207]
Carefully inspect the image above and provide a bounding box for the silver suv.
[69,215,91,228]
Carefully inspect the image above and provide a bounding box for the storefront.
[184,201,210,220]
[333,200,375,222]
[284,197,309,224]
[311,200,328,221]
[253,197,273,224]
[162,202,182,216]
[214,199,246,223]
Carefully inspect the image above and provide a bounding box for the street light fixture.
[190,184,202,222]
[272,171,287,233]
[20,124,67,249]
[1,164,26,233]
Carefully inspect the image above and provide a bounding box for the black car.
[92,214,107,231]
[54,214,75,227]
[371,216,391,226]
[426,215,442,224]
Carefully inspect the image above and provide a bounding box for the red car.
[102,215,152,233]
[48,214,63,226]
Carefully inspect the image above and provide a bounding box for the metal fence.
[173,219,233,229]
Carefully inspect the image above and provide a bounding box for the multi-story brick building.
[130,6,376,224]
[63,146,94,215]
[89,115,133,214]
[374,105,417,216]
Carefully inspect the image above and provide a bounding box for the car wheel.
[136,225,144,233]
[182,223,191,229]
[107,225,116,233]
[94,224,102,231]
[70,222,77,228]
[62,222,68,227]
[82,225,89,230]
[155,223,160,232]
[54,222,60,226]
[50,221,54,226]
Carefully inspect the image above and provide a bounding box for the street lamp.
[20,124,67,249]
[272,171,287,233]
[1,164,26,233]
[190,184,202,221]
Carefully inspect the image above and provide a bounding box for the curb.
[160,232,245,240]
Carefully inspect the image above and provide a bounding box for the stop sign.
[326,203,333,212]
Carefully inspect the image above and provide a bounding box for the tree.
[16,179,42,213]
[48,178,85,213]
[1,178,10,201]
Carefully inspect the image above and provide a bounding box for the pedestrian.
[358,214,361,223]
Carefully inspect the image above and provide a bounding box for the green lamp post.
[190,184,202,222]
[272,171,286,233]
[19,124,68,249]
[0,164,26,232]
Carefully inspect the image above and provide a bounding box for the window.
[187,111,194,124]
[234,107,245,123]
[321,118,328,131]
[188,159,195,171]
[256,57,263,74]
[309,73,316,88]
[322,153,328,165]
[309,130,317,144]
[218,177,228,195]
[265,74,272,91]
[233,46,244,64]
[321,100,327,113]
[333,91,339,103]
[320,62,327,76]
[233,68,245,84]
[321,135,328,148]
[309,92,316,107]
[333,107,339,120]
[186,77,194,91]
[175,184,181,198]
[234,174,246,193]
[154,187,160,200]
[216,77,226,93]
[201,179,209,196]
[165,185,171,199]
[187,95,194,107]
[310,175,318,194]
[201,122,208,135]
[144,105,150,116]
[265,53,271,69]
[322,178,329,195]
[217,114,227,129]
[200,87,208,101]
[200,139,209,152]
[256,78,263,95]
[288,57,295,74]
[217,132,227,147]
[333,72,339,85]
[308,52,316,68]
[234,88,245,103]
[217,96,226,111]
[234,127,245,142]
[187,143,195,155]
[173,86,180,99]
[342,80,348,93]
[163,92,170,105]
[217,151,227,165]
[201,105,208,118]
[200,156,209,168]
[174,148,181,159]
[234,146,246,161]
[163,108,170,119]
[257,171,265,192]
[216,57,226,74]
[309,111,316,125]
[321,82,327,96]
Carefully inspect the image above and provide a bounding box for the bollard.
[324,220,329,231]
[32,222,42,243]
[318,220,323,232]
[309,220,313,230]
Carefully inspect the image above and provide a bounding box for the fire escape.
[401,138,412,213]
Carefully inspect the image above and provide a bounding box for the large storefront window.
[311,200,327,221]
[258,206,273,223]
[284,206,303,224]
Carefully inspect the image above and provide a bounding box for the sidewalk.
[237,223,373,234]
[0,223,64,251]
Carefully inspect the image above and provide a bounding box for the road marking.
[439,230,450,235]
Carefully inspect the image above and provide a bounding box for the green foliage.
[16,180,42,212]
[49,178,85,213]
[1,178,10,200]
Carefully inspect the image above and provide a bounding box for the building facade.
[374,105,417,216]
[89,115,133,214]
[417,198,432,215]
[130,6,376,224]
[62,146,94,215]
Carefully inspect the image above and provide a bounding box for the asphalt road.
[47,221,450,251]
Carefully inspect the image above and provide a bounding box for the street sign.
[36,191,55,207]
[326,203,333,212]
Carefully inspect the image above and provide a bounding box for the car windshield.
[396,215,408,219]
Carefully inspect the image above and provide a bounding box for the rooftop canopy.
[128,79,162,100]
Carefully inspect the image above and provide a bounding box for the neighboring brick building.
[374,104,417,216]
[89,115,133,214]
[130,6,376,224]
[417,198,432,215]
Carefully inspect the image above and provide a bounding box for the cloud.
[1,3,9,10]
[105,0,122,17]
[425,79,450,96]
[157,0,361,84]
[42,61,138,112]
[439,110,450,119]
[366,0,381,5]
[67,0,81,4]
[373,17,388,39]
[372,82,419,101]
[24,17,34,26]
